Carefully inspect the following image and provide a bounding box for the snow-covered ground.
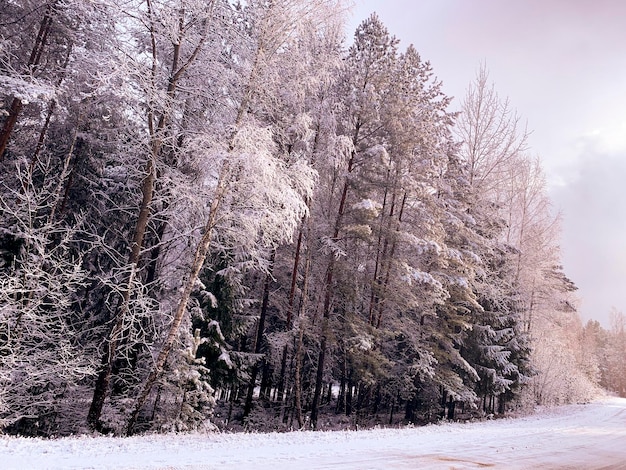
[2,397,626,470]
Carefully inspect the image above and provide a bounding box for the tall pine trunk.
[243,251,275,421]
[88,5,209,428]
[126,158,230,435]
[293,218,312,428]
[310,120,360,428]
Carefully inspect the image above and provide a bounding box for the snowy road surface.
[2,397,626,469]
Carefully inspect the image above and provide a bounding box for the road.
[2,397,625,469]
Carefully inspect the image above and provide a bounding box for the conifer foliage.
[0,5,603,436]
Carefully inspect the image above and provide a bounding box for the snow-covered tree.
[125,0,345,435]
[0,5,592,436]
[454,65,578,413]
[0,166,94,434]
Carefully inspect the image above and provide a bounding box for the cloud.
[551,140,626,326]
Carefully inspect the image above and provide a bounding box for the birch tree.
[126,0,345,435]
[455,64,528,199]
[85,0,221,430]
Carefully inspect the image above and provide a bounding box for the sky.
[347,0,626,328]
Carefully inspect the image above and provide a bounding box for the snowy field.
[2,397,626,470]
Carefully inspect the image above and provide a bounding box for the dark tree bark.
[30,42,73,169]
[88,5,210,430]
[243,251,275,420]
[310,122,360,428]
[0,1,58,160]
[126,158,229,435]
[276,344,288,403]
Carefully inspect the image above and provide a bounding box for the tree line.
[0,0,612,437]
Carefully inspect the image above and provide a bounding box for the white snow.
[352,199,383,214]
[2,397,626,469]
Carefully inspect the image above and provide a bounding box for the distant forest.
[1,0,624,437]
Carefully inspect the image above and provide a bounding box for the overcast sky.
[347,0,626,328]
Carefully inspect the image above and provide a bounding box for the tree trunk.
[242,365,259,425]
[276,344,288,403]
[30,42,73,169]
[376,191,406,328]
[126,160,230,435]
[345,373,353,416]
[281,347,295,423]
[310,334,326,429]
[293,250,312,427]
[260,361,272,400]
[87,154,156,429]
[447,397,456,420]
[325,380,332,405]
[293,324,305,428]
[0,1,57,160]
[243,251,275,419]
[310,120,360,427]
[388,394,395,425]
[498,393,505,414]
[287,228,303,329]
[368,169,391,325]
[0,98,24,161]
[88,5,212,429]
[336,355,346,414]
[373,385,381,416]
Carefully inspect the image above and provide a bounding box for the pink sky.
[348,0,626,327]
